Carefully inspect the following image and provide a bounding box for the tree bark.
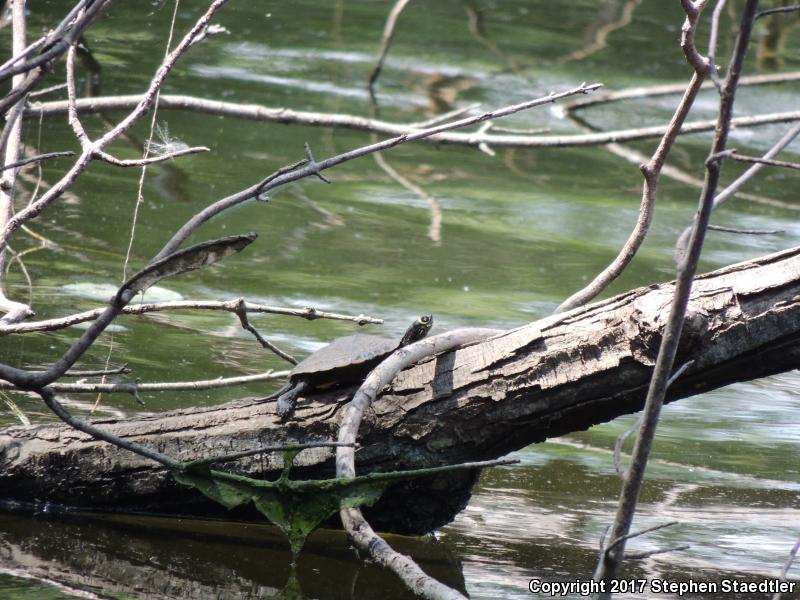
[2,245,800,532]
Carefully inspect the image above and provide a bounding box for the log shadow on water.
[0,510,467,599]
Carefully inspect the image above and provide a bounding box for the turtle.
[271,315,433,420]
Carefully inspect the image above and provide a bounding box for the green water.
[2,1,800,598]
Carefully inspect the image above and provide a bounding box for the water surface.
[2,1,800,598]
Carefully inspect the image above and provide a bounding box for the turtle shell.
[289,333,400,386]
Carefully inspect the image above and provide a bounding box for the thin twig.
[675,122,800,261]
[65,43,90,145]
[565,70,800,111]
[231,298,298,365]
[728,152,800,170]
[708,224,783,235]
[0,0,97,80]
[31,364,131,378]
[773,537,800,600]
[613,361,694,476]
[410,102,480,128]
[27,82,68,98]
[756,4,800,20]
[0,233,255,391]
[624,545,690,560]
[571,126,799,212]
[0,0,112,116]
[0,151,75,172]
[604,521,680,553]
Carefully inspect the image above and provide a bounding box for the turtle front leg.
[276,380,310,421]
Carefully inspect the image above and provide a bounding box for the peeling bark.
[2,245,800,532]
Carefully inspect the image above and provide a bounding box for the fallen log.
[2,245,800,533]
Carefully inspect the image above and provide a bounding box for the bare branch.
[155,83,603,261]
[29,93,800,149]
[675,121,800,261]
[65,43,90,145]
[605,521,679,553]
[0,0,230,267]
[231,298,298,365]
[595,2,759,593]
[62,365,131,377]
[773,537,800,600]
[0,151,75,172]
[0,233,255,391]
[410,102,481,128]
[1,370,288,395]
[565,70,800,112]
[573,129,799,212]
[185,440,356,470]
[555,5,711,313]
[37,387,181,469]
[728,151,800,170]
[27,82,68,99]
[0,298,382,335]
[93,145,209,167]
[707,0,728,88]
[613,361,694,477]
[0,0,34,325]
[708,224,783,235]
[337,328,500,600]
[0,0,112,116]
[756,4,800,20]
[0,0,95,80]
[624,545,691,560]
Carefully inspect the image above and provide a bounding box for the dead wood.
[2,245,800,532]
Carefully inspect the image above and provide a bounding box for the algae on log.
[2,245,800,533]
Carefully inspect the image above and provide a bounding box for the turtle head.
[399,314,433,347]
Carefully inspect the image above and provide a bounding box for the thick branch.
[2,245,800,529]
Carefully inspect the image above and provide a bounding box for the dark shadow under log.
[2,245,800,532]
